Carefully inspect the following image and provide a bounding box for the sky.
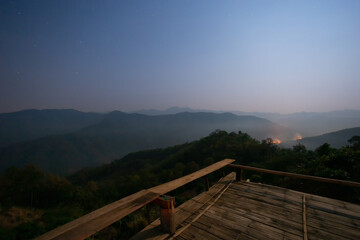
[1,0,360,114]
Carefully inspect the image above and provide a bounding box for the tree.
[315,143,332,156]
[348,136,360,150]
[293,143,307,153]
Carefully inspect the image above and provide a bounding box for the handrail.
[149,159,234,194]
[229,164,360,188]
[35,159,235,240]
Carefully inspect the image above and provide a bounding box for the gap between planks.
[303,194,308,240]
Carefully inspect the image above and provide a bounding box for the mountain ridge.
[0,111,294,175]
[0,109,104,147]
[281,127,360,150]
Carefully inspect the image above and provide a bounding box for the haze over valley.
[0,107,359,175]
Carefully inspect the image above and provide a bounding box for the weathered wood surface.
[34,190,159,240]
[133,174,360,240]
[150,159,235,194]
[130,172,236,240]
[230,164,360,187]
[35,159,235,240]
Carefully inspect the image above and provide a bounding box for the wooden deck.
[132,173,360,240]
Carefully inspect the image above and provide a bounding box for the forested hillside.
[1,131,359,240]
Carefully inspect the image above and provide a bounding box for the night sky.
[1,0,360,113]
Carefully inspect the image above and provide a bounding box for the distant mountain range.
[0,109,103,147]
[0,110,295,175]
[1,108,359,175]
[281,127,360,150]
[132,106,205,115]
[134,107,360,137]
[262,110,360,137]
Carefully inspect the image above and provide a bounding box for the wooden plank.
[150,159,235,195]
[234,182,305,203]
[229,164,360,187]
[227,185,303,212]
[191,215,252,240]
[35,190,159,240]
[307,225,353,240]
[131,172,234,240]
[170,178,232,239]
[306,201,360,220]
[178,225,222,240]
[195,213,296,240]
[212,197,304,237]
[191,221,239,240]
[203,205,303,240]
[307,192,360,212]
[176,173,235,226]
[306,206,360,229]
[306,216,360,239]
[220,193,303,228]
[306,195,360,218]
[173,236,187,240]
[237,182,360,219]
[130,219,169,240]
[219,189,303,224]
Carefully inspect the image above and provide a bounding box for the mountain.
[134,107,360,137]
[0,109,103,147]
[233,110,360,137]
[272,112,360,138]
[0,111,295,175]
[281,127,360,150]
[133,106,214,115]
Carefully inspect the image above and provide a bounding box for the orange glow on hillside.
[293,133,302,140]
[272,139,281,144]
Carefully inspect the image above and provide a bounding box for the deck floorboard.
[132,173,360,240]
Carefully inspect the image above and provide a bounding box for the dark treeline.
[0,131,359,239]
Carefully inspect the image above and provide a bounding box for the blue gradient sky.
[1,0,360,113]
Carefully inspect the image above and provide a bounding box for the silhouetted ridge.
[0,111,294,174]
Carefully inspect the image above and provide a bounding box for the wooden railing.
[35,159,235,240]
[229,164,360,188]
[35,160,360,240]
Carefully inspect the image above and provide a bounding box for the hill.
[273,113,360,138]
[0,109,103,147]
[1,130,360,240]
[135,107,360,137]
[281,127,360,150]
[239,110,360,137]
[133,106,202,115]
[0,111,295,175]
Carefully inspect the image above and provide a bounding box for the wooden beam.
[229,164,360,187]
[35,190,159,240]
[235,168,243,182]
[204,175,209,191]
[150,159,235,194]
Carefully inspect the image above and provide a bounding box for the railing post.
[204,175,209,191]
[146,204,151,223]
[154,196,176,234]
[236,168,243,182]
